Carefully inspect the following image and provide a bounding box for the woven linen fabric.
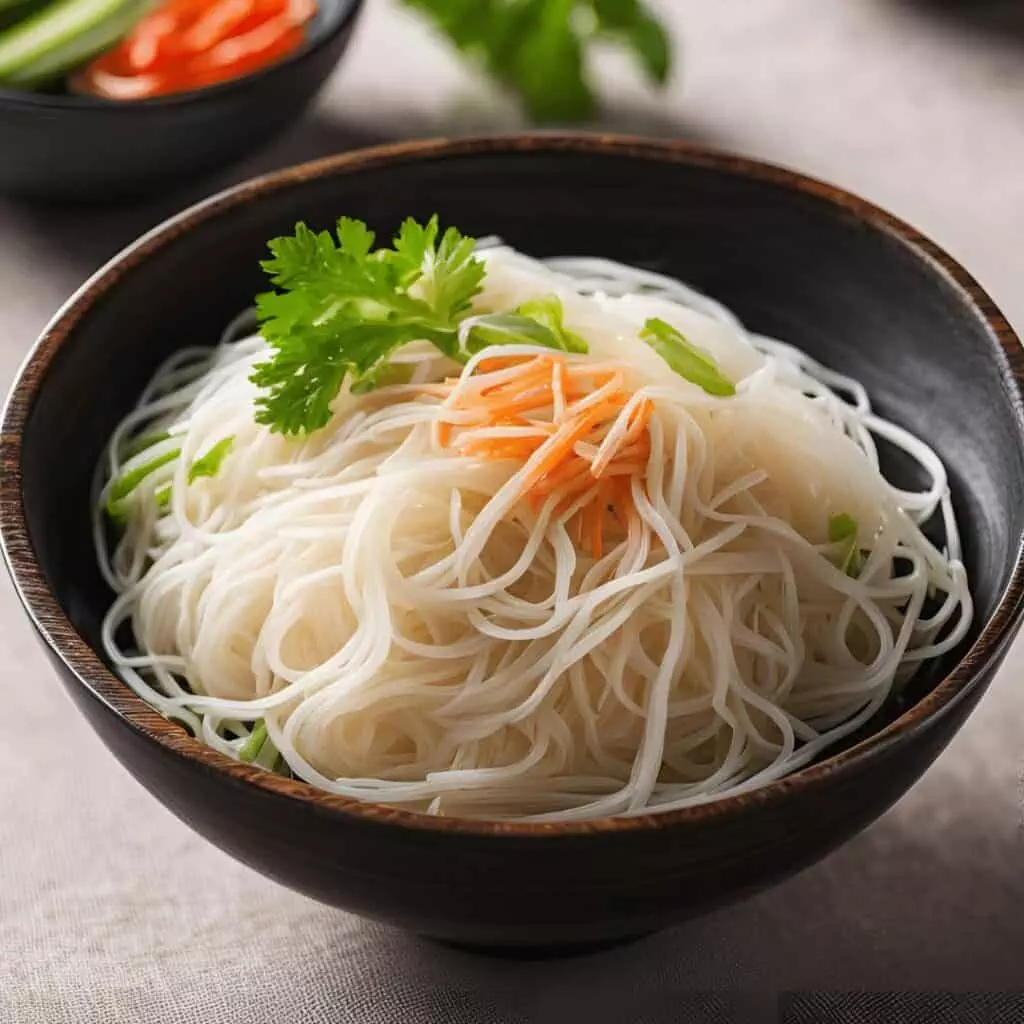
[4,2,1024,1022]
[780,993,1024,1024]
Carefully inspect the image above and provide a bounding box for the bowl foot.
[428,930,656,960]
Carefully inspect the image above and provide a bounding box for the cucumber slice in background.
[0,0,49,34]
[0,0,152,88]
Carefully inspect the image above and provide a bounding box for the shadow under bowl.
[3,134,1024,952]
[0,0,363,201]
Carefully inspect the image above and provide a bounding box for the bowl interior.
[10,141,1024,781]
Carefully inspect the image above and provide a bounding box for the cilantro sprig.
[251,218,587,436]
[401,0,672,123]
[251,216,484,435]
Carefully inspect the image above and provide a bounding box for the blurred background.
[3,1,1024,1021]
[3,1,1024,364]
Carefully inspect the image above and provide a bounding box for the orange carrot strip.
[480,370,553,401]
[531,456,593,498]
[564,374,626,421]
[475,389,555,420]
[476,355,536,374]
[519,402,621,495]
[478,358,553,397]
[461,439,544,461]
[551,360,567,423]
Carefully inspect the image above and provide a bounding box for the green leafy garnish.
[188,436,235,484]
[594,0,671,83]
[105,446,181,521]
[349,361,417,395]
[465,296,588,356]
[515,295,588,353]
[251,216,486,435]
[401,0,672,123]
[154,483,172,510]
[639,318,736,397]
[123,430,172,460]
[239,720,268,763]
[465,314,565,353]
[828,513,864,577]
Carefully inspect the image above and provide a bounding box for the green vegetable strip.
[514,295,588,353]
[188,436,235,484]
[464,301,589,357]
[0,0,47,33]
[123,430,172,460]
[0,0,152,88]
[828,512,864,577]
[238,720,268,763]
[105,446,180,519]
[639,317,736,397]
[154,483,171,509]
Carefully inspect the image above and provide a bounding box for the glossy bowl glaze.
[0,0,363,200]
[3,135,1024,952]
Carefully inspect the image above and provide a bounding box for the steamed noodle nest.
[94,246,972,820]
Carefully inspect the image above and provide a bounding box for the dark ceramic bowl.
[3,135,1024,953]
[0,0,362,200]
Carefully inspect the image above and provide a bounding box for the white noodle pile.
[93,247,972,820]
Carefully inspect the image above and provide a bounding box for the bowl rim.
[0,0,362,112]
[3,132,1024,837]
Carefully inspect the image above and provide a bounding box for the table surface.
[3,2,1024,1021]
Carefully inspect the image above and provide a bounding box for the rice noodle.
[93,246,972,820]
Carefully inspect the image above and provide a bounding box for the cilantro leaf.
[639,318,736,397]
[423,226,488,324]
[251,216,485,435]
[828,513,864,577]
[188,436,235,484]
[401,0,672,123]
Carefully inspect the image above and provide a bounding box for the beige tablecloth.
[3,3,1024,1021]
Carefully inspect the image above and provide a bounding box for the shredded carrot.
[476,355,535,374]
[439,354,653,556]
[461,438,544,461]
[520,403,619,493]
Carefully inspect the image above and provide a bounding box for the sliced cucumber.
[0,0,151,88]
[0,0,48,34]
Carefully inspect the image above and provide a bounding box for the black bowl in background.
[0,0,363,201]
[3,136,1024,952]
